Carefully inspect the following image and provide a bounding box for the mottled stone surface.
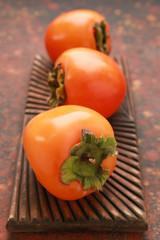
[0,0,160,239]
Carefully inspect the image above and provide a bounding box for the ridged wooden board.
[6,55,148,232]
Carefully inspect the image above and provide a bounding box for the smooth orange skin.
[45,9,111,62]
[23,105,117,200]
[55,48,127,118]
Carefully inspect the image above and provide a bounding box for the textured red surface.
[0,0,160,239]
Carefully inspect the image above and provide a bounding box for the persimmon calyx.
[48,64,66,107]
[94,20,110,54]
[61,129,117,191]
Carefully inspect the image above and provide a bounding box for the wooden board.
[6,55,148,232]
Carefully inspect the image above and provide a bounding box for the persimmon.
[48,48,126,118]
[23,105,117,200]
[45,9,111,62]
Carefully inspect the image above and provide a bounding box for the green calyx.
[94,20,110,54]
[61,129,117,191]
[48,64,66,107]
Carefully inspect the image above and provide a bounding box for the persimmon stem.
[61,129,117,191]
[94,20,110,54]
[48,64,66,107]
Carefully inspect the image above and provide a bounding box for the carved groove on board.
[6,55,148,232]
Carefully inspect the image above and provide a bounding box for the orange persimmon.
[23,105,117,200]
[45,9,111,62]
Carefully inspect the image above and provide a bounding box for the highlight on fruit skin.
[23,105,117,200]
[45,9,111,62]
[48,48,127,119]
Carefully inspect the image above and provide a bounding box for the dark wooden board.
[6,55,148,232]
